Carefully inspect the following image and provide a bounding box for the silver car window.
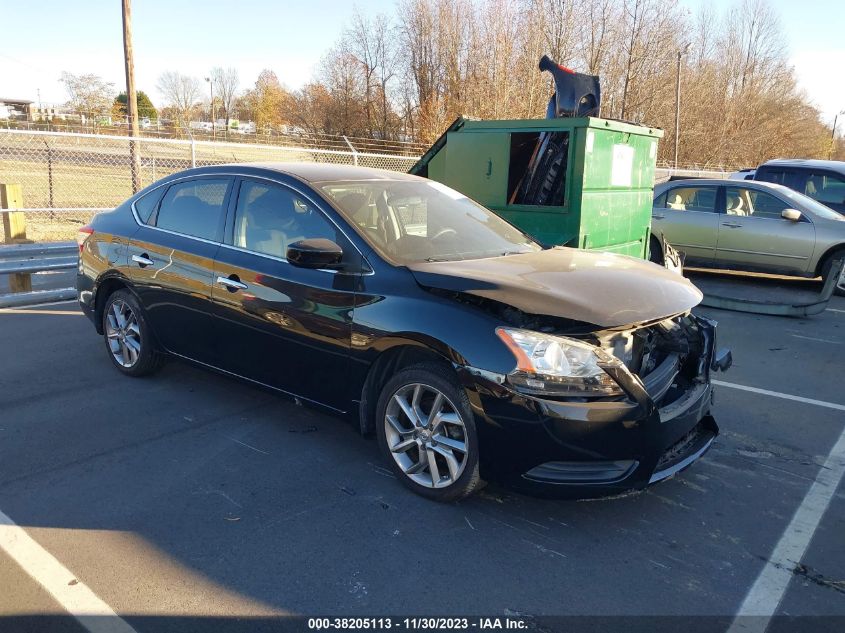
[660,186,717,213]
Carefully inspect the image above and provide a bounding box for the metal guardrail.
[0,241,76,307]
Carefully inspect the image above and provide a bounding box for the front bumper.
[459,316,725,498]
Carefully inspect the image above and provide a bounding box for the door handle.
[721,222,742,228]
[132,253,154,267]
[216,275,248,292]
[652,214,665,220]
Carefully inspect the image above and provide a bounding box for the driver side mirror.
[782,208,802,222]
[287,238,343,269]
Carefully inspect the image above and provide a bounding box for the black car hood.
[408,248,703,328]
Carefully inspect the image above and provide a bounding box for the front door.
[715,185,816,274]
[210,177,360,411]
[127,177,232,363]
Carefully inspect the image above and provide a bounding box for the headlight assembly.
[496,327,624,397]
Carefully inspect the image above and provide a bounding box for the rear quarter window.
[133,189,163,224]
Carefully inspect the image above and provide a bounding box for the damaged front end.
[460,309,731,497]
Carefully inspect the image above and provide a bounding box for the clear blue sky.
[1,0,842,121]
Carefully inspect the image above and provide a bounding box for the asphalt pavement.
[0,288,843,632]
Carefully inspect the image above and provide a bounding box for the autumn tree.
[240,70,289,132]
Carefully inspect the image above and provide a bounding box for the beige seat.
[726,194,746,216]
[667,194,686,210]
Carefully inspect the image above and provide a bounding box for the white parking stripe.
[727,425,845,633]
[826,308,845,314]
[0,509,138,633]
[713,380,845,412]
[0,299,76,311]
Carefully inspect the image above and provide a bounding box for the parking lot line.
[727,422,845,633]
[826,308,845,314]
[0,509,138,633]
[712,380,845,412]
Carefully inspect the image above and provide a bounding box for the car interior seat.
[726,194,746,216]
[667,193,686,210]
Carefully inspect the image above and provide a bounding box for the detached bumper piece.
[649,416,718,484]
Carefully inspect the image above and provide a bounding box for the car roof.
[220,162,422,184]
[759,158,845,173]
[654,179,795,194]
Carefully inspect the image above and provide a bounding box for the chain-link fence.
[0,129,421,242]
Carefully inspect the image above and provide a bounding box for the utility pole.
[830,110,844,160]
[673,44,690,170]
[122,0,141,193]
[205,77,214,140]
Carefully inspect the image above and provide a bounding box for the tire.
[376,362,483,501]
[820,249,845,297]
[648,235,663,265]
[101,289,164,376]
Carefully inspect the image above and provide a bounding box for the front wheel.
[820,249,845,297]
[102,289,164,376]
[376,362,482,501]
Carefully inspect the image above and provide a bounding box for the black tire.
[376,362,483,501]
[101,289,164,377]
[648,235,664,265]
[820,248,845,297]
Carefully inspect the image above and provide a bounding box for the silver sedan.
[649,179,845,292]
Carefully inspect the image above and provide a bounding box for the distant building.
[0,97,33,120]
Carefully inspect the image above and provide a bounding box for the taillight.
[77,225,94,253]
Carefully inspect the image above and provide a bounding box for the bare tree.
[156,71,201,126]
[210,67,240,128]
[59,72,115,130]
[262,0,833,167]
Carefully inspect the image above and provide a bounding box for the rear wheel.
[376,363,482,501]
[820,248,845,297]
[102,289,164,376]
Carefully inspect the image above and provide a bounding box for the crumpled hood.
[408,248,703,328]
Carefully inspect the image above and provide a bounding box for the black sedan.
[77,163,728,501]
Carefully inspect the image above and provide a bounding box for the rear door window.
[661,186,717,212]
[154,178,231,241]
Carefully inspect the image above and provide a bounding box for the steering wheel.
[431,227,457,240]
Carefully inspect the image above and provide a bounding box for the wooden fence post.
[1,183,33,292]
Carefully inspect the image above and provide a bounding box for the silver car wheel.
[384,383,469,489]
[105,299,141,368]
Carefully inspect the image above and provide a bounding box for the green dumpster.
[410,116,663,259]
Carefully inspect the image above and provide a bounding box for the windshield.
[777,186,844,221]
[319,179,542,264]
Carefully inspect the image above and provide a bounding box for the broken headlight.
[496,327,624,397]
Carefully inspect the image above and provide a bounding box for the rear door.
[210,177,361,410]
[651,184,720,265]
[715,184,816,274]
[126,176,233,363]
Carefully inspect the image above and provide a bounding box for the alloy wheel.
[384,383,468,489]
[105,299,142,368]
